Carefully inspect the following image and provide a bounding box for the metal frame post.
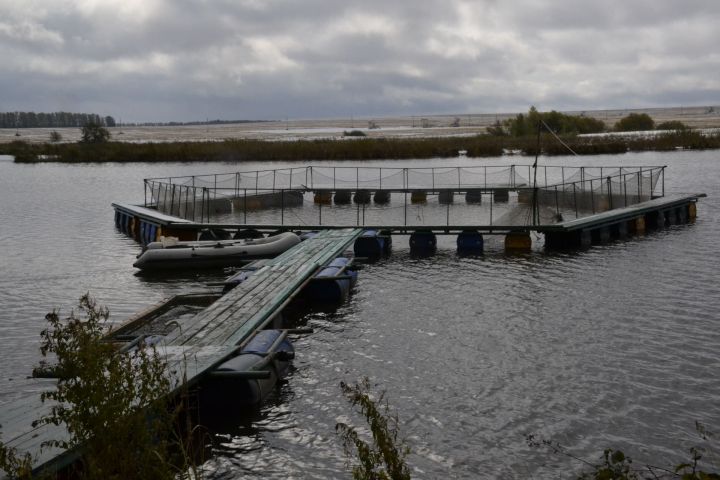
[162,183,169,213]
[554,185,559,216]
[573,183,578,218]
[623,174,628,206]
[662,166,666,197]
[446,194,450,225]
[404,190,407,226]
[490,189,493,225]
[650,170,654,198]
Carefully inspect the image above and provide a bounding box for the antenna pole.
[532,121,541,225]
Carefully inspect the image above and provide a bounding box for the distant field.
[1,105,719,144]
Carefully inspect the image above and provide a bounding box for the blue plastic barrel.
[302,257,357,304]
[457,230,484,254]
[354,229,387,259]
[409,231,437,254]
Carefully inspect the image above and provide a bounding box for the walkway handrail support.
[662,166,666,197]
[144,164,666,224]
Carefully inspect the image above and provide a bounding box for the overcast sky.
[1,0,718,122]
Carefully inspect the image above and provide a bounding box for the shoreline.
[2,105,719,145]
[3,129,719,164]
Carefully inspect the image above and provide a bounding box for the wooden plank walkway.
[539,194,705,232]
[0,228,363,477]
[112,202,193,225]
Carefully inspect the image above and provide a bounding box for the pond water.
[0,150,718,478]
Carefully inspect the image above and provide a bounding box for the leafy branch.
[336,377,411,480]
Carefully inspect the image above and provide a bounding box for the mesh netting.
[145,165,664,224]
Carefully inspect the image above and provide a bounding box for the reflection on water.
[0,152,719,477]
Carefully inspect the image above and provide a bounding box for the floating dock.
[113,163,704,253]
[114,191,704,254]
[0,228,363,477]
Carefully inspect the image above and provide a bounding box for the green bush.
[344,130,367,137]
[500,107,606,137]
[80,122,110,143]
[656,120,689,131]
[615,113,655,132]
[0,295,197,479]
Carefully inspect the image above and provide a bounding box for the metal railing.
[143,165,666,227]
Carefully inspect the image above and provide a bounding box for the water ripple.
[1,153,719,477]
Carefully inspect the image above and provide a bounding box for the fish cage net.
[143,165,664,226]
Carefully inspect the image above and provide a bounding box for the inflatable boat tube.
[133,232,300,271]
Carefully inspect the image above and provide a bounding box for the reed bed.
[3,131,719,163]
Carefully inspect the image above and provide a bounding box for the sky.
[0,0,718,123]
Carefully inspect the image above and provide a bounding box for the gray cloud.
[0,0,718,121]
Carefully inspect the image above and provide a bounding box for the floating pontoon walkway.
[159,227,363,370]
[0,228,363,478]
[114,191,704,252]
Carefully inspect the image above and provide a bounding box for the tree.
[0,295,196,479]
[486,120,508,136]
[656,120,689,131]
[80,122,110,143]
[502,107,606,137]
[615,113,655,132]
[49,131,62,143]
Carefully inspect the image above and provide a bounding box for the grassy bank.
[3,130,719,163]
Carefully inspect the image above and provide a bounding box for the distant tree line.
[0,112,116,129]
[489,107,691,136]
[120,119,268,127]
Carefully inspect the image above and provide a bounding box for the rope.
[541,119,579,156]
